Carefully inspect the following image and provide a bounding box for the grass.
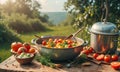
[19,25,76,42]
[0,43,11,62]
[0,25,77,63]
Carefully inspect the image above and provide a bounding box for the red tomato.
[111,62,120,70]
[11,42,23,52]
[93,53,99,59]
[112,55,119,61]
[23,42,31,52]
[42,40,47,45]
[57,39,63,43]
[104,55,111,62]
[17,47,27,54]
[29,48,36,53]
[67,40,73,44]
[68,44,72,48]
[96,54,104,61]
[81,50,90,55]
[88,47,94,53]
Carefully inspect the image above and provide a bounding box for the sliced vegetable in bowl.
[15,52,35,64]
[17,52,34,59]
[41,38,78,48]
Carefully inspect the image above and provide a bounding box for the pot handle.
[82,41,88,46]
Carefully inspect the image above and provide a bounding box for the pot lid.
[90,22,119,35]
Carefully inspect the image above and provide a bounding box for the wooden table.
[0,54,120,72]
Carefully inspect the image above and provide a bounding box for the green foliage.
[0,20,20,43]
[1,0,41,18]
[4,13,47,33]
[35,55,55,68]
[28,18,46,32]
[64,0,120,28]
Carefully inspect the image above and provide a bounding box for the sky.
[0,0,67,12]
[38,0,67,12]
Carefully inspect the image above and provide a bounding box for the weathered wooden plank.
[0,55,120,72]
[0,48,120,72]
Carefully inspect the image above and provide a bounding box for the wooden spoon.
[65,27,84,40]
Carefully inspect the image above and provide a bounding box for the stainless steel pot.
[32,36,87,61]
[90,22,120,54]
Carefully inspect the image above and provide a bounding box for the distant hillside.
[42,12,67,24]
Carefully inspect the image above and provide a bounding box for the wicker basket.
[15,54,35,65]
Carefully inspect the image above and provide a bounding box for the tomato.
[23,42,31,52]
[57,39,63,43]
[11,42,23,52]
[88,47,94,53]
[68,44,72,48]
[112,55,119,61]
[104,55,111,62]
[81,50,90,55]
[96,54,104,61]
[93,53,99,59]
[42,40,47,45]
[29,48,36,53]
[111,62,120,70]
[67,40,73,44]
[17,47,27,54]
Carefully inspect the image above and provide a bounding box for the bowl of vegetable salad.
[15,52,35,64]
[32,36,87,61]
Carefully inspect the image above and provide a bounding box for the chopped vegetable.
[17,53,33,59]
[42,38,78,48]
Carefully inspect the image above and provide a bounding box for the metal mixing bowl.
[32,36,87,61]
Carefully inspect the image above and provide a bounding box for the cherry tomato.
[93,53,99,59]
[68,44,72,48]
[11,42,23,52]
[42,40,47,45]
[104,55,111,62]
[112,55,119,61]
[57,39,63,43]
[29,48,36,53]
[23,42,31,52]
[17,47,27,54]
[81,50,90,55]
[111,62,120,70]
[96,54,104,61]
[88,47,94,53]
[67,40,73,44]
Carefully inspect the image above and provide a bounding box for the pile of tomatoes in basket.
[81,46,120,70]
[11,42,36,54]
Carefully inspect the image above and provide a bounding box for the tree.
[1,0,41,18]
[64,0,120,28]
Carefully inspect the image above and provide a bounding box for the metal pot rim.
[89,28,120,35]
[90,22,120,35]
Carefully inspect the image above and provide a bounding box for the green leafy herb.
[35,55,55,68]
